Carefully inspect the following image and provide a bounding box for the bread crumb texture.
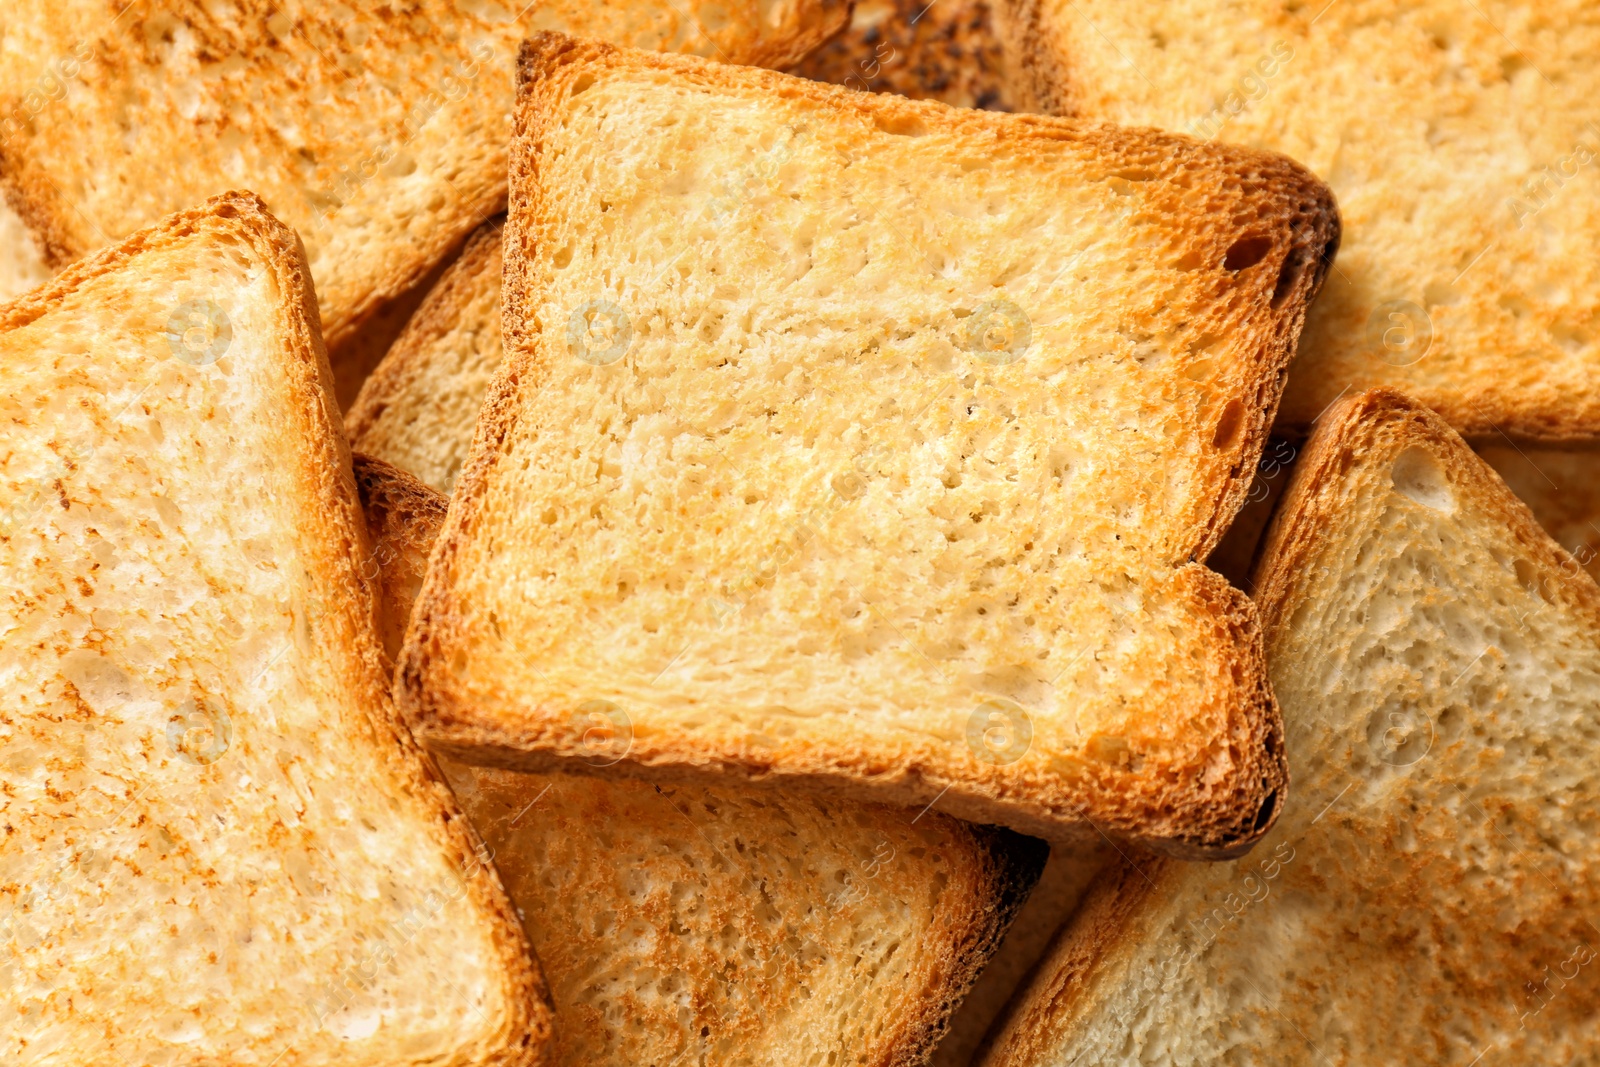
[1001,0,1600,439]
[401,40,1339,855]
[0,0,846,353]
[982,390,1600,1065]
[0,197,540,1066]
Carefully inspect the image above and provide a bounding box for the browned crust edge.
[985,0,1080,116]
[1251,388,1600,639]
[398,32,1328,858]
[885,828,1052,1067]
[0,192,551,1067]
[740,0,857,69]
[344,215,507,454]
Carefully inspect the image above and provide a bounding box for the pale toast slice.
[991,0,1600,440]
[0,0,847,382]
[980,389,1600,1065]
[347,217,507,495]
[0,194,547,1065]
[352,451,1051,1067]
[790,0,1016,111]
[398,33,1339,857]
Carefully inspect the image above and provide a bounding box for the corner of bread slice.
[404,38,1332,855]
[0,193,549,1066]
[984,390,1600,1064]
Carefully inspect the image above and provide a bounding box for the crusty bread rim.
[0,192,551,1066]
[399,32,1343,858]
[1252,387,1600,635]
[344,215,507,458]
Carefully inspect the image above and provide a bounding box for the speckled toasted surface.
[993,0,1600,440]
[352,452,1050,1067]
[347,218,507,495]
[1478,443,1600,583]
[397,33,1338,858]
[980,389,1600,1065]
[790,0,1016,110]
[0,193,548,1066]
[0,0,847,372]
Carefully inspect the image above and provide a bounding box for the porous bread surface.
[0,195,50,301]
[351,452,1050,1067]
[994,0,1600,440]
[1479,443,1600,583]
[0,0,847,355]
[347,218,507,495]
[980,389,1600,1066]
[789,0,1016,111]
[401,36,1339,855]
[0,194,545,1067]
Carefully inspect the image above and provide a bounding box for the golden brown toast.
[0,193,548,1066]
[397,34,1340,857]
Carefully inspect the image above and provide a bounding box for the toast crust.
[352,452,1049,1067]
[0,192,550,1066]
[398,34,1340,857]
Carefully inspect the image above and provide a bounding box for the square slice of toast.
[0,193,548,1066]
[992,0,1600,440]
[399,35,1339,856]
[353,451,1050,1067]
[0,0,847,372]
[347,217,508,495]
[979,389,1600,1065]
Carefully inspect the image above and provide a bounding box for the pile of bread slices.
[2,2,1596,1065]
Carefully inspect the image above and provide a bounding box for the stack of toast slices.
[3,2,1598,1065]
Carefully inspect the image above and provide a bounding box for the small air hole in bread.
[1390,446,1455,512]
[1212,399,1246,449]
[1223,234,1272,271]
[874,112,928,136]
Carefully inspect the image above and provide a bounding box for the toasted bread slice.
[352,451,1050,1067]
[347,218,507,494]
[790,0,1016,110]
[397,34,1337,857]
[0,0,847,383]
[0,194,547,1065]
[1479,443,1600,583]
[0,195,49,301]
[980,389,1600,1065]
[991,0,1600,440]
